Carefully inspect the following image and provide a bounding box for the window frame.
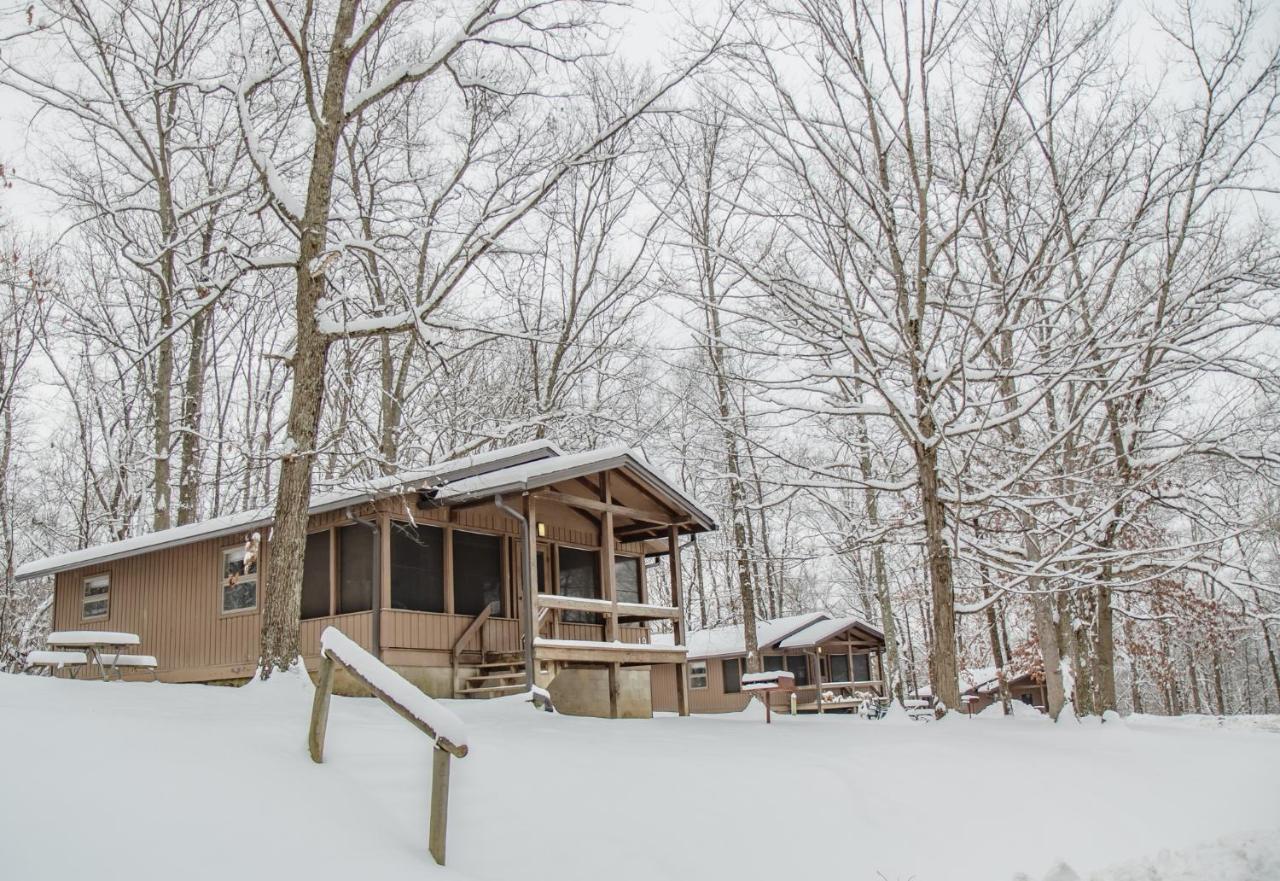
[220,541,260,616]
[81,573,110,622]
[613,553,644,605]
[689,660,708,690]
[722,657,742,694]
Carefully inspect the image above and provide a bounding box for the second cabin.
[16,442,716,719]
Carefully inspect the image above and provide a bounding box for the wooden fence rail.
[308,626,469,866]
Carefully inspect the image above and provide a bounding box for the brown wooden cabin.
[957,669,1049,714]
[16,442,716,718]
[651,612,886,714]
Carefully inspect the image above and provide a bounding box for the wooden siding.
[47,472,681,684]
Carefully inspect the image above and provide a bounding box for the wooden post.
[522,494,538,687]
[668,524,690,717]
[443,525,455,615]
[601,473,619,719]
[815,650,824,715]
[308,654,335,763]
[429,744,452,866]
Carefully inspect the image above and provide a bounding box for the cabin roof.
[776,615,884,649]
[16,442,712,581]
[661,612,827,660]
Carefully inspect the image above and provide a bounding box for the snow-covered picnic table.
[43,631,155,681]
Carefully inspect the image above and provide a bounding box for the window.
[301,530,331,620]
[338,524,375,614]
[690,661,708,689]
[221,537,259,614]
[852,653,871,683]
[764,653,809,686]
[453,530,503,617]
[390,522,444,613]
[558,546,600,624]
[614,556,642,604]
[722,658,742,694]
[82,574,109,621]
[828,653,850,683]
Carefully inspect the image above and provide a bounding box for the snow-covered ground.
[1,672,1276,881]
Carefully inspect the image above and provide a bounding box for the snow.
[776,614,883,648]
[665,611,828,659]
[320,627,467,753]
[47,631,141,646]
[24,650,88,667]
[741,670,794,683]
[2,673,1279,881]
[16,441,560,581]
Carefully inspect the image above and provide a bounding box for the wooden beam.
[534,490,673,525]
[669,524,689,717]
[534,640,688,666]
[535,594,680,619]
[443,525,455,615]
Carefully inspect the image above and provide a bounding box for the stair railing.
[451,600,497,693]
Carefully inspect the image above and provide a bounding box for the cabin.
[15,442,716,719]
[651,612,886,714]
[957,668,1048,714]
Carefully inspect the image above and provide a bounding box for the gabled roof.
[436,445,716,534]
[776,615,884,649]
[665,612,827,660]
[16,442,715,582]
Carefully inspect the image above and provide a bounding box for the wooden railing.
[309,627,468,866]
[451,601,498,690]
[534,594,681,621]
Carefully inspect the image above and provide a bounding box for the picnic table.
[42,631,156,681]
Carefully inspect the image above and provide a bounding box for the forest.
[0,0,1278,721]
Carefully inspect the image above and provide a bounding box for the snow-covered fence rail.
[308,627,469,866]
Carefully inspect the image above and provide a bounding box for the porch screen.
[614,556,642,604]
[338,524,375,614]
[852,653,872,683]
[390,521,444,613]
[453,530,502,617]
[558,546,600,624]
[828,652,850,683]
[301,530,331,620]
[722,658,742,694]
[763,654,809,686]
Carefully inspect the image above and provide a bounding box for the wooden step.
[457,683,527,698]
[475,660,524,670]
[466,671,527,686]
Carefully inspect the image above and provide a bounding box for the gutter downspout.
[346,507,382,660]
[494,493,535,690]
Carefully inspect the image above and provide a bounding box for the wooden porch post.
[600,472,619,718]
[815,649,824,714]
[668,524,689,717]
[522,494,538,689]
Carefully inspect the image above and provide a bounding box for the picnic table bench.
[28,632,158,681]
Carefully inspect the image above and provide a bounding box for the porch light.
[536,521,546,537]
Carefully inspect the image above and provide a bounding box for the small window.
[690,661,708,690]
[558,546,600,624]
[828,653,850,683]
[722,657,741,694]
[614,556,642,604]
[222,536,260,614]
[82,574,110,621]
[852,653,871,683]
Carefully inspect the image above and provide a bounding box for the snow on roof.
[16,441,560,581]
[436,445,716,531]
[676,612,829,659]
[776,615,884,649]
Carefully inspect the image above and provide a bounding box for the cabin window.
[390,521,445,613]
[558,546,600,624]
[82,573,110,621]
[763,653,809,687]
[338,524,375,614]
[690,661,708,689]
[614,555,642,605]
[722,658,742,694]
[301,530,332,620]
[828,653,850,683]
[852,653,871,683]
[221,539,259,613]
[453,530,502,617]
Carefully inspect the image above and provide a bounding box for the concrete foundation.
[321,664,464,699]
[548,666,652,719]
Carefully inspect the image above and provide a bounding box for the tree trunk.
[917,443,959,712]
[175,309,208,525]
